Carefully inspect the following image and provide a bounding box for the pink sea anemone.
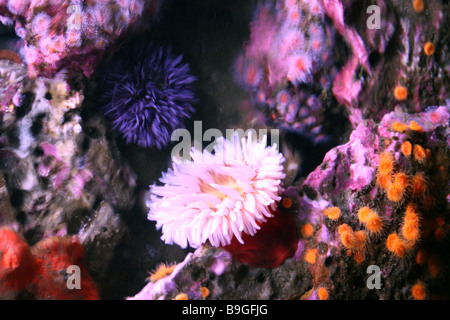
[287,52,312,84]
[7,0,30,15]
[31,12,51,36]
[278,28,304,56]
[242,63,263,88]
[147,132,298,267]
[65,29,82,48]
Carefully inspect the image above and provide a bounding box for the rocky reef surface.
[1,0,449,300]
[130,105,450,300]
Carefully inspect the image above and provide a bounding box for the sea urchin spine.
[99,42,196,149]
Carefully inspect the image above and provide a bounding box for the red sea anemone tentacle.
[28,236,99,300]
[0,227,36,297]
[221,207,298,268]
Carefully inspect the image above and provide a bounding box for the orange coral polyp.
[367,216,383,235]
[391,121,409,132]
[394,86,408,101]
[401,141,412,157]
[338,224,356,249]
[413,145,427,163]
[353,230,368,250]
[416,249,427,264]
[402,204,421,244]
[357,207,373,223]
[338,223,352,235]
[281,197,293,209]
[411,173,427,198]
[411,283,426,300]
[323,207,341,220]
[301,223,314,238]
[387,172,409,202]
[174,293,188,300]
[200,286,210,299]
[318,287,329,300]
[423,42,435,56]
[357,207,383,234]
[394,172,409,187]
[387,184,403,202]
[304,248,318,264]
[386,233,407,258]
[149,263,176,282]
[412,0,424,13]
[353,250,365,264]
[409,120,423,132]
[378,151,394,174]
[340,232,356,249]
[376,172,392,190]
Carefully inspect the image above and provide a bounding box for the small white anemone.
[147,132,285,248]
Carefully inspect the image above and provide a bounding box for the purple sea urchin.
[99,42,196,149]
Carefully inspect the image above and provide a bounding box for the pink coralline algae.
[37,141,93,198]
[0,0,161,78]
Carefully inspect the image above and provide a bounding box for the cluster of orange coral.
[357,207,384,235]
[386,233,408,258]
[378,122,431,207]
[390,120,423,133]
[337,224,367,264]
[386,203,421,258]
[387,172,409,202]
[376,150,412,203]
[383,119,449,298]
